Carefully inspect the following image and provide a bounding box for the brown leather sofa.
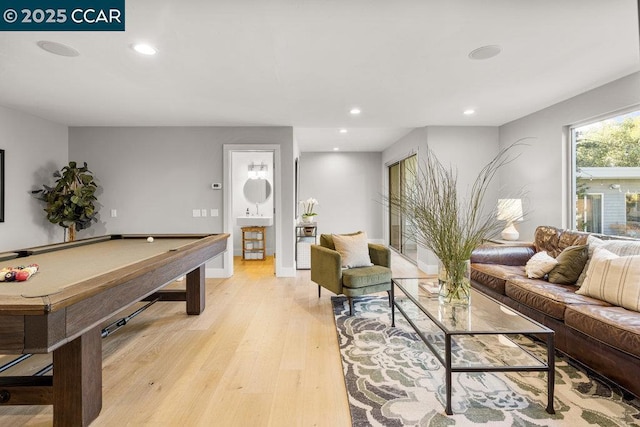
[471,225,640,398]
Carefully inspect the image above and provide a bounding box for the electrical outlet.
[211,209,219,217]
[110,209,117,218]
[192,209,201,218]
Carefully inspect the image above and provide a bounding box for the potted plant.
[32,161,99,241]
[300,197,319,223]
[390,142,523,305]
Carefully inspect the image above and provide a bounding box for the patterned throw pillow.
[577,247,640,312]
[575,235,640,287]
[332,232,373,269]
[525,251,558,279]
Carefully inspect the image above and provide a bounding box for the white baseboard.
[418,260,438,275]
[277,266,297,277]
[206,267,231,278]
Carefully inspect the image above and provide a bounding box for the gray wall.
[499,72,640,240]
[298,152,383,240]
[0,106,68,251]
[382,126,501,272]
[68,126,295,274]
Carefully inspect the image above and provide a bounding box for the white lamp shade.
[497,199,523,222]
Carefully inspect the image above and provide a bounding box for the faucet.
[255,203,259,216]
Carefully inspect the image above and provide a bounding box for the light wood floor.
[0,252,425,426]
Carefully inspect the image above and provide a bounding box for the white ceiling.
[0,0,638,152]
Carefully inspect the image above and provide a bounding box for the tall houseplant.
[32,161,98,241]
[390,142,523,304]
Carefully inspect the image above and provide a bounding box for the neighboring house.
[576,167,640,237]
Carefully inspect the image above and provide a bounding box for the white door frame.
[223,144,282,277]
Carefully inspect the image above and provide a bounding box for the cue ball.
[147,237,154,243]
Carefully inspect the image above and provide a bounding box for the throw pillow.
[577,247,640,312]
[548,244,589,285]
[332,232,373,268]
[575,235,640,287]
[524,251,558,279]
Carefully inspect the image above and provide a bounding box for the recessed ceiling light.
[463,109,476,116]
[37,41,79,57]
[468,45,501,60]
[132,43,158,55]
[333,147,340,151]
[349,108,361,115]
[339,129,348,134]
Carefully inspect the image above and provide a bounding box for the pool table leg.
[53,326,102,426]
[186,265,205,315]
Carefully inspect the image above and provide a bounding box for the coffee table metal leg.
[445,334,452,415]
[546,334,555,414]
[390,284,395,327]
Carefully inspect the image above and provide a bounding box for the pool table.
[0,233,229,426]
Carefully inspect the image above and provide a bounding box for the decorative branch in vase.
[389,141,526,305]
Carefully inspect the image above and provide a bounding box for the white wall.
[499,72,640,240]
[0,106,68,251]
[382,126,501,272]
[68,126,295,275]
[299,152,383,240]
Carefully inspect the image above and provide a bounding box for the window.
[572,109,640,237]
[388,154,417,262]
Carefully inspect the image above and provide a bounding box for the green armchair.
[311,233,392,315]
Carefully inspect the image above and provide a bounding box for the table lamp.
[497,199,523,241]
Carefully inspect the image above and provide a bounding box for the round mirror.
[243,178,272,204]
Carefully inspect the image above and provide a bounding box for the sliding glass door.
[388,155,417,262]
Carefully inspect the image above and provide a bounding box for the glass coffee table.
[391,278,555,415]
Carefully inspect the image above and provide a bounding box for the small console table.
[241,226,265,260]
[295,223,317,269]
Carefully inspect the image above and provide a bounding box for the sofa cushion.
[471,264,525,295]
[524,251,558,278]
[505,276,610,320]
[534,225,589,258]
[577,247,640,312]
[342,265,391,289]
[565,304,640,358]
[548,244,589,285]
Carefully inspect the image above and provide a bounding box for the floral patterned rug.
[332,296,640,427]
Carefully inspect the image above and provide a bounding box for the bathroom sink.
[236,216,273,227]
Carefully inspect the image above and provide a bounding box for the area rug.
[332,296,640,427]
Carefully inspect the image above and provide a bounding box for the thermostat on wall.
[211,183,222,190]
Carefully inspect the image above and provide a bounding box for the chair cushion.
[342,265,391,289]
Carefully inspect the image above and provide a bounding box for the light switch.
[192,209,201,218]
[110,209,117,218]
[211,209,219,217]
[201,209,207,217]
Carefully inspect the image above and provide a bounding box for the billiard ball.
[147,237,154,243]
[15,270,30,282]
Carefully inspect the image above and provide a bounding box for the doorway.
[388,154,417,262]
[223,145,282,277]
